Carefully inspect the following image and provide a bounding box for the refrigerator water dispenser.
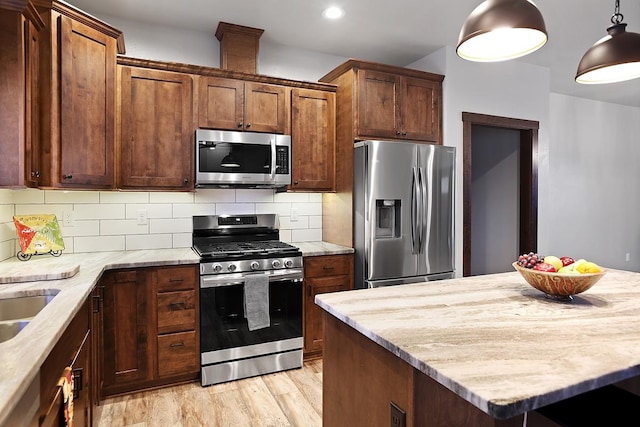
[375,200,400,238]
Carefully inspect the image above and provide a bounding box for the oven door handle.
[200,269,304,289]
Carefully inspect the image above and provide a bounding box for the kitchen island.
[315,270,640,426]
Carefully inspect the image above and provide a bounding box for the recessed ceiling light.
[322,6,345,20]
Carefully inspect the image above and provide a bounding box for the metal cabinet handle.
[72,368,83,399]
[62,174,73,179]
[183,178,189,185]
[169,278,184,282]
[92,295,100,313]
[246,123,251,128]
[238,122,243,128]
[322,266,334,270]
[170,342,185,348]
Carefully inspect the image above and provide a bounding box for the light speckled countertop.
[0,249,199,425]
[0,241,351,424]
[316,270,640,419]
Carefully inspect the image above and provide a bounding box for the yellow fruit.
[544,255,563,271]
[576,261,601,274]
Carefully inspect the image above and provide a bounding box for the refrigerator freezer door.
[417,144,455,276]
[362,141,418,284]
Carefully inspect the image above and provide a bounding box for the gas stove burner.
[192,214,301,262]
[193,240,300,258]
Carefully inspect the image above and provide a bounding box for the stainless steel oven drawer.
[201,348,302,386]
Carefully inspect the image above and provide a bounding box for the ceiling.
[67,0,640,108]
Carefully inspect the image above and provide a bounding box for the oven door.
[199,269,303,364]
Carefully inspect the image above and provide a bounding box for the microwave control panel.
[275,146,289,174]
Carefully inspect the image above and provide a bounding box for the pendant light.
[457,0,548,62]
[576,0,640,84]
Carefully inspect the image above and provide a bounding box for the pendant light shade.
[457,0,548,62]
[576,1,640,84]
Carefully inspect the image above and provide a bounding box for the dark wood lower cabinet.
[39,299,92,427]
[303,254,353,359]
[97,265,199,399]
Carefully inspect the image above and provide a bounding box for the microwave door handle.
[270,138,277,178]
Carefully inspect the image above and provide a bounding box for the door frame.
[462,112,539,277]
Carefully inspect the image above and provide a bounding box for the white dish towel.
[244,273,270,331]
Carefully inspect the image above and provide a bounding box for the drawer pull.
[170,342,185,348]
[322,266,335,270]
[72,368,83,400]
[169,278,184,282]
[168,302,186,311]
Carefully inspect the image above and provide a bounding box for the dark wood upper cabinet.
[58,15,116,188]
[198,76,287,134]
[0,2,44,187]
[357,69,441,142]
[321,59,444,144]
[35,1,123,189]
[291,88,336,191]
[118,66,194,190]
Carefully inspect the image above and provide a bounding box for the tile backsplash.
[0,190,14,261]
[1,188,322,261]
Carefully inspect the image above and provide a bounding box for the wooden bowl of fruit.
[512,253,606,300]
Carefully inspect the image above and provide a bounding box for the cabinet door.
[244,81,287,133]
[303,254,353,358]
[59,15,115,188]
[356,69,401,140]
[304,276,351,356]
[198,76,244,130]
[401,77,440,142]
[25,17,41,187]
[119,66,194,189]
[291,88,335,191]
[101,270,150,394]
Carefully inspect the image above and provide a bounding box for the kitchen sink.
[0,294,57,343]
[0,321,30,344]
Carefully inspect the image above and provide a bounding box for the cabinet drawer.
[157,331,198,377]
[156,265,197,292]
[157,290,197,334]
[304,255,352,278]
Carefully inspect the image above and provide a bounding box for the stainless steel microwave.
[195,129,291,189]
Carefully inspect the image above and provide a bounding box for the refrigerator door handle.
[419,166,428,255]
[411,166,421,254]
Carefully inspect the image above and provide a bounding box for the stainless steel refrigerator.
[354,140,455,288]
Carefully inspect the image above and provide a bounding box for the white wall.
[471,127,520,275]
[409,46,551,276]
[100,13,347,83]
[548,94,640,270]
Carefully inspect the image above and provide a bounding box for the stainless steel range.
[192,214,303,386]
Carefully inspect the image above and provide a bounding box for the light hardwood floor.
[94,359,323,427]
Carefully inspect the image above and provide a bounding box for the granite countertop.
[295,241,353,257]
[315,270,640,419]
[0,241,350,423]
[0,248,199,425]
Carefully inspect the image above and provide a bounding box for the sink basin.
[0,321,30,344]
[0,295,56,321]
[0,294,57,343]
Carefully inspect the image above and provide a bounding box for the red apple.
[534,262,556,272]
[560,256,575,267]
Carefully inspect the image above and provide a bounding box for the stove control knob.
[272,259,281,268]
[213,263,223,273]
[250,261,260,271]
[228,264,237,272]
[284,259,294,268]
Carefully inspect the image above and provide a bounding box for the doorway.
[462,112,539,277]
